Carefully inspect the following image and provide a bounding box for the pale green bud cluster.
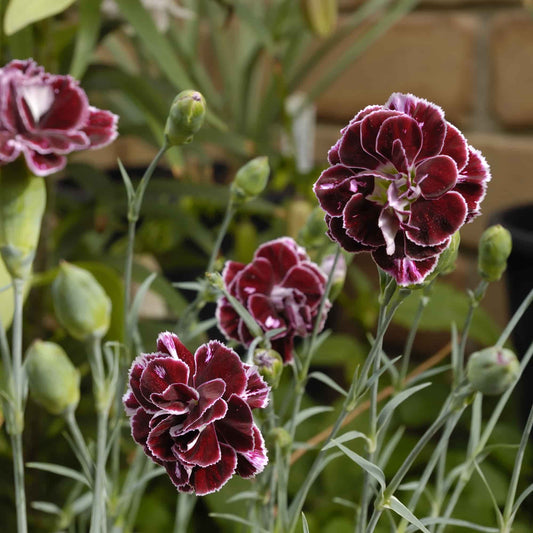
[478,225,512,282]
[25,340,80,415]
[0,161,46,280]
[466,347,519,395]
[230,157,270,204]
[52,262,111,341]
[164,90,206,146]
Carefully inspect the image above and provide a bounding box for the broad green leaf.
[393,281,501,346]
[4,0,76,35]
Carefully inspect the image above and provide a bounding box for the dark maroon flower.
[216,237,331,363]
[0,59,118,176]
[314,93,490,286]
[123,332,269,495]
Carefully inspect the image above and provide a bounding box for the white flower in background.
[102,0,194,32]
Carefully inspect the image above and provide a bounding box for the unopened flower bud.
[300,0,338,38]
[230,157,270,204]
[25,340,80,414]
[0,161,46,280]
[478,225,512,282]
[164,90,206,146]
[321,253,346,300]
[253,349,283,388]
[52,262,111,340]
[269,427,292,449]
[467,347,519,395]
[437,231,460,276]
[298,207,328,249]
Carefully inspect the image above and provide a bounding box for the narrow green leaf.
[301,512,310,533]
[31,501,63,515]
[386,496,430,533]
[226,491,262,504]
[26,462,90,487]
[329,441,386,490]
[209,513,269,533]
[69,0,102,79]
[405,518,498,532]
[308,371,347,397]
[377,382,431,432]
[511,483,533,520]
[322,430,371,450]
[4,0,76,35]
[127,272,157,331]
[288,406,334,429]
[118,159,135,205]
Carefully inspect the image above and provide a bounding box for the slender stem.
[502,399,533,527]
[64,409,93,479]
[10,278,27,533]
[455,280,488,386]
[496,286,533,348]
[206,202,235,274]
[87,336,109,533]
[123,219,137,336]
[173,492,196,533]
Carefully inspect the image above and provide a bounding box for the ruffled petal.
[215,395,254,453]
[376,115,422,165]
[81,106,119,148]
[415,155,458,199]
[22,148,66,176]
[339,121,382,169]
[140,357,190,399]
[440,123,468,171]
[176,423,221,467]
[326,215,376,252]
[248,293,287,332]
[237,257,274,301]
[313,164,357,217]
[151,382,199,414]
[242,365,270,409]
[360,109,401,158]
[194,341,247,399]
[236,425,268,478]
[281,264,325,309]
[254,238,301,284]
[407,191,467,246]
[216,299,240,340]
[192,443,237,495]
[157,331,195,377]
[343,193,385,247]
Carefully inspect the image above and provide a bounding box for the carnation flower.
[0,59,118,177]
[216,237,331,363]
[314,92,490,286]
[123,332,269,495]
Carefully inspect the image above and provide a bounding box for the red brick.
[308,13,479,127]
[490,11,533,127]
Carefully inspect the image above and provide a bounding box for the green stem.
[87,336,109,533]
[64,409,93,480]
[501,399,533,528]
[207,202,235,274]
[10,278,27,533]
[455,280,488,386]
[496,286,533,349]
[173,492,196,533]
[10,433,27,533]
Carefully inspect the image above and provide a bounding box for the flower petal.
[176,423,221,467]
[216,299,240,340]
[151,382,199,414]
[282,264,325,309]
[254,238,301,284]
[343,193,385,247]
[157,332,195,377]
[81,106,119,148]
[215,395,254,453]
[326,215,376,252]
[314,164,357,217]
[237,257,274,301]
[192,443,237,495]
[194,341,247,399]
[339,121,382,169]
[415,155,458,199]
[407,192,467,246]
[440,123,468,171]
[22,149,66,176]
[248,293,287,332]
[236,426,268,478]
[242,365,270,409]
[140,357,190,399]
[360,109,401,158]
[376,115,422,164]
[131,407,152,446]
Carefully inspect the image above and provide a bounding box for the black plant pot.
[491,205,533,420]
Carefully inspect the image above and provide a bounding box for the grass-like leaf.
[386,496,430,533]
[308,371,347,397]
[26,462,90,487]
[209,513,269,533]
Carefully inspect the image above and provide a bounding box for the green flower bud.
[0,161,46,280]
[253,349,283,388]
[300,0,338,38]
[478,225,512,282]
[437,231,460,276]
[298,206,328,250]
[164,90,206,146]
[230,157,270,204]
[467,347,519,396]
[52,262,111,341]
[25,340,80,415]
[269,427,292,449]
